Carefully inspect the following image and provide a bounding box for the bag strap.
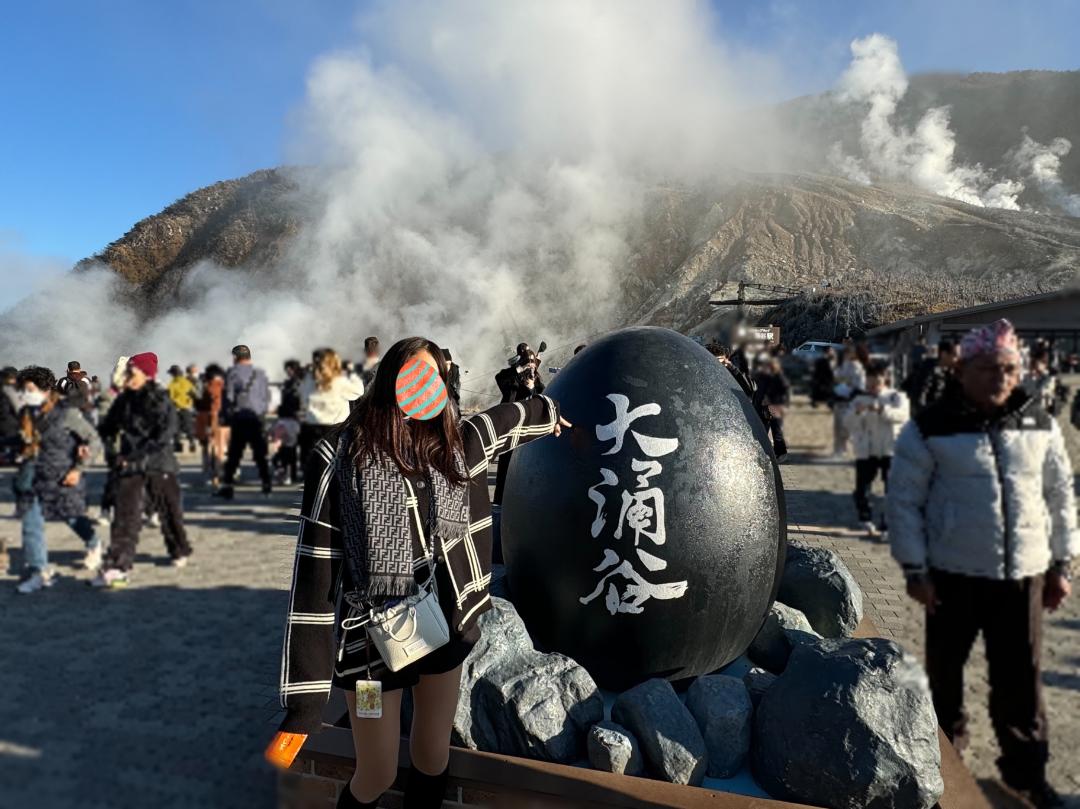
[227,368,259,410]
[401,476,437,574]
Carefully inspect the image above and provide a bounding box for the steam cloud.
[0,0,772,396]
[829,34,1024,209]
[3,14,1077,385]
[1012,134,1080,216]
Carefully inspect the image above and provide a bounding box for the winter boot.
[403,764,449,809]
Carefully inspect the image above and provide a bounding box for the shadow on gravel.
[0,582,286,809]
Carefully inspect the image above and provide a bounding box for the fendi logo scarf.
[337,436,469,605]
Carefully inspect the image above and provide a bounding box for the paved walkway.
[0,391,1077,808]
[0,464,293,809]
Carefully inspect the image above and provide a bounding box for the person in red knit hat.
[94,352,192,587]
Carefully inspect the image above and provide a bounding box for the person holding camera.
[277,337,569,809]
[94,352,192,587]
[490,343,545,559]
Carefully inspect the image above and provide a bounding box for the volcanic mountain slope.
[80,166,1080,337]
[626,172,1080,333]
[77,168,309,313]
[78,70,1080,331]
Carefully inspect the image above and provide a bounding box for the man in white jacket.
[845,366,909,537]
[887,319,1076,808]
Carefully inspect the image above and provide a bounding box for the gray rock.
[742,667,777,708]
[685,675,752,778]
[453,597,603,763]
[753,637,944,809]
[611,679,708,785]
[777,543,864,638]
[453,598,531,751]
[587,721,644,776]
[747,601,820,673]
[463,596,533,678]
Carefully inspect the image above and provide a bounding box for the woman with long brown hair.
[13,365,103,593]
[194,363,228,490]
[278,337,569,808]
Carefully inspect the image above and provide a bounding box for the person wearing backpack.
[216,345,272,499]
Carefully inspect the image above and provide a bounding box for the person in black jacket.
[0,366,20,464]
[489,343,545,562]
[753,356,790,462]
[904,339,958,415]
[360,335,381,388]
[279,359,303,419]
[810,348,836,408]
[707,343,788,462]
[492,343,544,501]
[94,352,192,587]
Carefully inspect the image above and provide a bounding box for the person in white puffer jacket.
[845,365,909,536]
[831,347,867,457]
[887,318,1077,806]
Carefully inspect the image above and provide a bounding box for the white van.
[792,341,845,363]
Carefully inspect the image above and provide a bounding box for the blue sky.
[1,0,1077,281]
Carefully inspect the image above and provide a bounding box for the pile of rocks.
[456,544,943,809]
[452,597,603,763]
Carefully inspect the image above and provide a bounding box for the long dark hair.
[346,337,466,484]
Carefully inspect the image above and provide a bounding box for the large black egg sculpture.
[502,327,786,691]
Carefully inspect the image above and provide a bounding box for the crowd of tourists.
[2,321,1076,806]
[0,337,386,593]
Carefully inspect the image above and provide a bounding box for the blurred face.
[866,375,884,396]
[18,380,50,407]
[396,349,449,421]
[126,366,148,390]
[939,350,956,369]
[957,352,1021,410]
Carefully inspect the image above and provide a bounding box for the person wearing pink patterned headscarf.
[887,317,1077,805]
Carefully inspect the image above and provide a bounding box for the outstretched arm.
[462,395,563,478]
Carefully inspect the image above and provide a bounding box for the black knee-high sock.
[403,764,449,809]
[337,782,380,809]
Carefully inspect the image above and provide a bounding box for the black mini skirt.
[331,562,480,692]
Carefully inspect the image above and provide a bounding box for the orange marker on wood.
[265,731,308,769]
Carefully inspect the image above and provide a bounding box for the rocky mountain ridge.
[76,70,1080,339]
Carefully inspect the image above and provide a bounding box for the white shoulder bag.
[362,476,450,672]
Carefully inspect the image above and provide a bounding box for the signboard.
[734,324,780,346]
